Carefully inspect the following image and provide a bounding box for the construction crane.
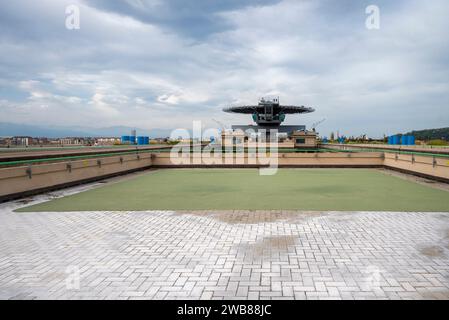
[311,118,326,132]
[212,118,229,132]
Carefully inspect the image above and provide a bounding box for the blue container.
[121,135,130,144]
[129,136,136,144]
[144,137,150,145]
[392,135,400,145]
[387,136,392,145]
[408,135,415,145]
[401,135,409,145]
[137,136,145,145]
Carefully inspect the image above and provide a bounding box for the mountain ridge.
[0,122,172,138]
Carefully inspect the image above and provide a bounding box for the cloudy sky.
[0,0,448,137]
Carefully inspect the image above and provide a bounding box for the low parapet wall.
[0,151,448,201]
[383,152,449,182]
[324,143,449,155]
[0,153,153,201]
[150,152,384,167]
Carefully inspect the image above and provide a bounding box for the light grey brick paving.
[1,195,449,300]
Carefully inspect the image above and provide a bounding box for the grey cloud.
[83,0,281,39]
[0,0,448,136]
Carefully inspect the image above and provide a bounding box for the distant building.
[95,137,120,145]
[221,130,245,147]
[59,137,85,145]
[0,137,10,146]
[291,130,318,148]
[34,137,50,145]
[11,136,33,146]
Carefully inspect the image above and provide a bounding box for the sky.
[0,0,448,138]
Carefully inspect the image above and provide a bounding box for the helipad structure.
[224,97,314,134]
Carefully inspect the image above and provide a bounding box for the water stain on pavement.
[420,245,445,258]
[174,210,325,224]
[421,289,449,300]
[16,198,34,204]
[238,235,297,260]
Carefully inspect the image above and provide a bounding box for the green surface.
[17,169,449,212]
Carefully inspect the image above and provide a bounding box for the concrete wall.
[0,153,152,200]
[151,152,384,167]
[324,143,449,155]
[383,152,449,181]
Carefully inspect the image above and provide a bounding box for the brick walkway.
[1,199,449,299]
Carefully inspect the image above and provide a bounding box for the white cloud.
[157,94,179,105]
[0,0,448,136]
[88,92,121,116]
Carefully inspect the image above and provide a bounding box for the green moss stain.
[16,169,449,212]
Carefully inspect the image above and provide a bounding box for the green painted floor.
[17,169,449,212]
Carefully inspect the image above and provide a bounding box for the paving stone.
[1,197,449,300]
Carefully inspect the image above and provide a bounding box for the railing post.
[26,165,32,179]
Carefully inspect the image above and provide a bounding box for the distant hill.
[0,122,172,138]
[405,127,449,141]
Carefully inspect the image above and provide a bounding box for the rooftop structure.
[224,97,314,127]
[223,97,314,134]
[291,130,318,148]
